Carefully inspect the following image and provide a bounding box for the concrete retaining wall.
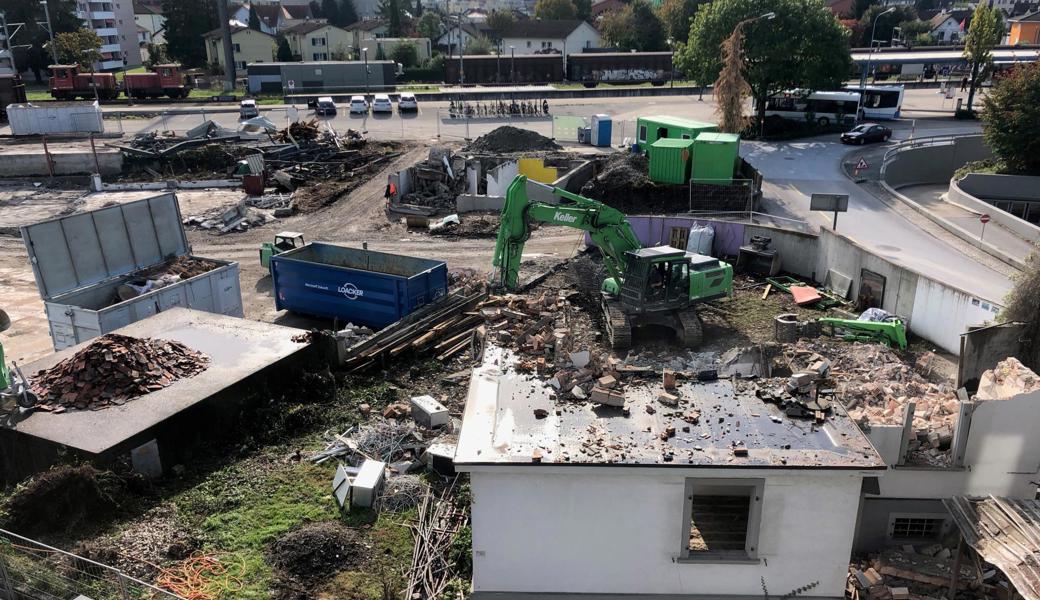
[744,224,818,278]
[456,194,506,212]
[883,136,990,188]
[948,175,1040,243]
[0,150,123,176]
[815,228,920,322]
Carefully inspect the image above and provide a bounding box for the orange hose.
[155,552,245,600]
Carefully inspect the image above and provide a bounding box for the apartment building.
[75,0,142,69]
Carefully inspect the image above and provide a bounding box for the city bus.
[845,85,905,120]
[762,90,861,127]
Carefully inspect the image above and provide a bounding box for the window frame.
[679,478,764,564]
[887,513,948,543]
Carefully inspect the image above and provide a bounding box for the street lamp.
[509,45,515,84]
[667,37,674,89]
[861,7,896,87]
[362,47,369,95]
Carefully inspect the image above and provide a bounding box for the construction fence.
[0,528,183,600]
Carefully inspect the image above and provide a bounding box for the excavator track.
[603,300,632,350]
[676,308,703,349]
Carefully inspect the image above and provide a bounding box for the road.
[742,119,1014,303]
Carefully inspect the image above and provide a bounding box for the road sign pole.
[833,210,839,231]
[981,221,987,241]
[979,213,991,242]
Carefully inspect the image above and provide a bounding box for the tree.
[486,9,516,38]
[896,19,931,47]
[339,0,359,25]
[309,0,323,17]
[248,5,262,30]
[380,0,404,35]
[418,12,443,39]
[852,0,874,19]
[981,62,1040,173]
[415,0,423,16]
[574,0,592,20]
[657,0,704,43]
[465,35,494,55]
[143,42,169,69]
[964,1,1003,113]
[390,42,419,67]
[54,29,103,69]
[857,5,916,46]
[276,36,294,61]
[534,0,578,19]
[0,0,79,81]
[322,0,340,23]
[714,22,751,132]
[599,0,667,51]
[163,0,217,68]
[678,0,852,131]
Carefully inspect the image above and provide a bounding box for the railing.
[882,133,981,163]
[0,528,184,600]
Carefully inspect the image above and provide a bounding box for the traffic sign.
[980,213,991,241]
[810,193,850,231]
[855,157,870,171]
[980,214,991,224]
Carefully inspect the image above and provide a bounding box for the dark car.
[841,123,892,145]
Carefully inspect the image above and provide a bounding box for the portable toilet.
[691,132,740,184]
[590,114,612,147]
[648,138,694,184]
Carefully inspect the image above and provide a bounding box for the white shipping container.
[21,193,244,351]
[7,101,104,135]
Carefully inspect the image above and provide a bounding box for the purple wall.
[586,216,746,257]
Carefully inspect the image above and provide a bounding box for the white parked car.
[371,94,393,113]
[239,98,259,119]
[349,95,369,114]
[398,92,418,112]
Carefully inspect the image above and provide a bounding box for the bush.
[981,62,1040,174]
[401,66,442,83]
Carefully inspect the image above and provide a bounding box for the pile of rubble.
[465,126,561,153]
[849,548,983,600]
[114,256,221,303]
[398,148,468,210]
[30,334,210,412]
[975,357,1040,400]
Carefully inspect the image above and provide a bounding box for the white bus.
[762,90,861,127]
[844,85,905,120]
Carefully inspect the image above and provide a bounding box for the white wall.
[564,22,601,53]
[908,277,1001,356]
[486,161,518,197]
[468,467,867,597]
[864,390,1040,499]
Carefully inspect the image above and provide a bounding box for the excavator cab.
[616,247,732,313]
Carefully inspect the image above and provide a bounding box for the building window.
[526,40,531,48]
[638,125,647,142]
[233,43,241,52]
[680,479,763,562]
[889,516,946,541]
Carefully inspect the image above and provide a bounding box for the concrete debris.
[975,357,1040,401]
[398,148,468,210]
[184,200,274,233]
[30,333,210,411]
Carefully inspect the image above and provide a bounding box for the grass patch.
[954,158,1010,179]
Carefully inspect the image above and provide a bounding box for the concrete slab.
[11,308,308,455]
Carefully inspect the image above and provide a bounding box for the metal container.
[271,242,448,329]
[636,115,715,152]
[648,138,694,184]
[21,194,243,350]
[7,101,104,135]
[692,132,741,184]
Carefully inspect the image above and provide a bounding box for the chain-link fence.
[0,528,183,600]
[688,178,757,213]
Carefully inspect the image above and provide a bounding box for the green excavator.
[0,310,38,411]
[491,175,733,349]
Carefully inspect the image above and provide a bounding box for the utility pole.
[457,10,464,86]
[38,1,58,65]
[215,0,236,91]
[0,12,24,74]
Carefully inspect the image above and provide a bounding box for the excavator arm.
[492,175,643,290]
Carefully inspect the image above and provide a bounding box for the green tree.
[276,36,294,61]
[380,0,404,35]
[574,0,592,19]
[981,62,1040,173]
[162,0,217,68]
[418,12,443,39]
[486,9,517,38]
[600,0,667,50]
[964,1,1003,113]
[678,0,852,131]
[339,0,359,25]
[857,5,916,46]
[54,28,103,69]
[309,0,323,17]
[534,0,578,19]
[321,0,340,23]
[142,42,169,69]
[390,42,419,67]
[465,35,494,55]
[657,0,704,43]
[0,0,79,81]
[896,19,931,46]
[853,0,874,19]
[248,5,262,30]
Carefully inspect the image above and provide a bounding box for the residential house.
[591,0,628,19]
[455,346,886,599]
[825,0,855,17]
[133,0,165,44]
[1009,10,1040,44]
[498,20,601,59]
[204,26,275,76]
[928,9,971,44]
[435,21,491,54]
[283,22,353,61]
[343,20,390,56]
[226,2,314,35]
[74,0,142,69]
[371,38,433,62]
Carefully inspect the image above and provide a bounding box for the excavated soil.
[269,521,366,596]
[580,153,688,212]
[2,465,125,538]
[465,126,561,153]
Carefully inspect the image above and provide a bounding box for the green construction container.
[636,115,716,152]
[691,132,740,184]
[649,138,694,184]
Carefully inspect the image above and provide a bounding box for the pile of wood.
[30,334,210,412]
[407,480,468,599]
[848,548,978,600]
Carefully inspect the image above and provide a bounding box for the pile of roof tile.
[31,334,210,412]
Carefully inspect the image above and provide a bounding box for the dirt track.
[0,142,583,363]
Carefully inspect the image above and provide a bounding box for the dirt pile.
[2,465,124,538]
[269,522,365,592]
[31,333,210,411]
[465,126,561,153]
